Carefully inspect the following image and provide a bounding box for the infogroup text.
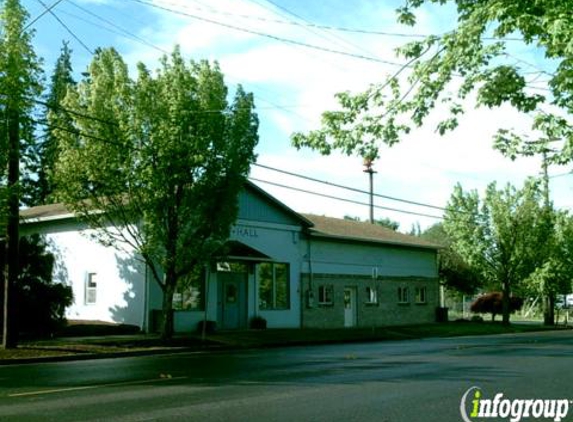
[460,387,571,422]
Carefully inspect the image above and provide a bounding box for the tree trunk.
[160,269,176,341]
[501,281,511,325]
[543,294,555,326]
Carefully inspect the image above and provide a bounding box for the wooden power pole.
[3,105,19,349]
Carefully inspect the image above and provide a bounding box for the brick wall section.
[301,273,439,329]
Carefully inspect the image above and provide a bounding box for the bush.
[1,235,73,337]
[250,316,267,330]
[197,320,217,334]
[470,292,524,321]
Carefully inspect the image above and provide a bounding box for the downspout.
[201,265,210,341]
[143,263,149,333]
[301,232,314,329]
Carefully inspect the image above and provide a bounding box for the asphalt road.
[0,330,572,422]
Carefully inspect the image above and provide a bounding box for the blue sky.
[22,0,571,231]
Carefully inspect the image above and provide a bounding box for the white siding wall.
[22,220,146,327]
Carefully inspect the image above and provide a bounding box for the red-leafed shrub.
[470,292,524,321]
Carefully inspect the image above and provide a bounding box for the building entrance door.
[218,271,248,329]
[344,287,357,327]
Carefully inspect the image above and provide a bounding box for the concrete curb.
[0,345,225,366]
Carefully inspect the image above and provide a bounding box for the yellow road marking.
[8,376,188,397]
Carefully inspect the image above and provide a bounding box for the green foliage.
[26,42,75,206]
[343,215,400,231]
[0,235,73,336]
[293,0,573,165]
[420,223,481,294]
[0,0,44,194]
[0,0,44,348]
[53,47,259,339]
[444,180,547,323]
[524,211,573,298]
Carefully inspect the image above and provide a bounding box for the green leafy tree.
[26,42,75,206]
[52,47,259,339]
[292,1,572,165]
[420,223,481,295]
[523,210,573,320]
[0,0,43,348]
[0,235,73,337]
[444,180,546,324]
[343,215,400,231]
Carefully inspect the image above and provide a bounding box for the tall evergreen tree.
[26,42,74,205]
[0,0,43,348]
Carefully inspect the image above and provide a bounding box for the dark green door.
[218,272,248,329]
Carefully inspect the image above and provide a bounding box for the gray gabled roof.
[18,180,313,227]
[302,214,441,250]
[18,186,441,251]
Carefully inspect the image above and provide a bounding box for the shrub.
[1,235,74,337]
[470,292,524,321]
[197,320,217,334]
[250,315,267,330]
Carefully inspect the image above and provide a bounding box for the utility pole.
[540,149,555,326]
[363,158,376,224]
[3,104,19,349]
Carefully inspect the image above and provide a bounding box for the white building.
[21,182,440,332]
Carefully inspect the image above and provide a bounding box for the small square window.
[85,273,97,305]
[318,285,334,305]
[397,286,409,304]
[365,286,378,304]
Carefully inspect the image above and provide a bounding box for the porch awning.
[217,240,273,261]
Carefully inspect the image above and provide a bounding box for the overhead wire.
[252,162,446,211]
[66,0,169,55]
[23,0,64,31]
[249,177,443,220]
[126,0,552,96]
[157,0,525,42]
[255,0,383,64]
[127,0,411,68]
[34,0,94,54]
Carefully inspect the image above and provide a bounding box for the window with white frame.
[85,272,97,305]
[318,285,334,305]
[258,263,290,310]
[365,286,378,304]
[397,286,409,304]
[415,287,427,304]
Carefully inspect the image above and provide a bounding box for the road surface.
[0,330,572,421]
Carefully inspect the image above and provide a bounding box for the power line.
[66,0,169,55]
[23,0,64,31]
[257,0,383,64]
[31,118,128,148]
[252,162,446,211]
[51,2,315,125]
[164,0,524,42]
[34,0,93,54]
[128,0,411,68]
[128,0,551,96]
[249,177,443,220]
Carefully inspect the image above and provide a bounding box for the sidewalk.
[0,322,566,365]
